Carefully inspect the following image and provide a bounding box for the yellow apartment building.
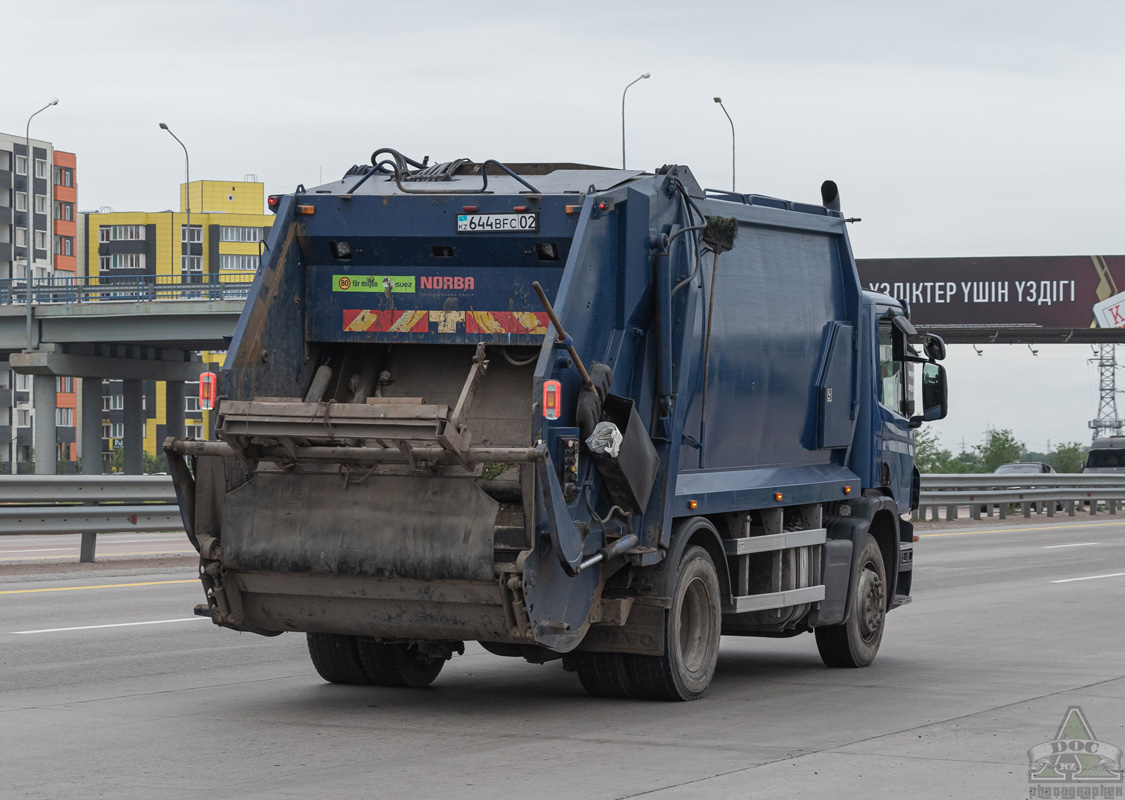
[84,181,271,464]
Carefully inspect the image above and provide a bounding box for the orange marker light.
[297,205,315,215]
[688,500,698,510]
[843,486,852,495]
[565,205,583,215]
[774,492,783,502]
[199,372,217,412]
[542,380,561,420]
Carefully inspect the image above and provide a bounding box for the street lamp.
[621,72,651,169]
[25,97,58,353]
[714,97,735,192]
[159,123,191,284]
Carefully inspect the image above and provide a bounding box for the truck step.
[722,527,826,556]
[723,585,825,615]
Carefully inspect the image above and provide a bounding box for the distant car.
[993,462,1057,511]
[994,462,1056,475]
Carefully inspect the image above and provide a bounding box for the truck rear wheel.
[815,533,887,668]
[306,633,372,685]
[627,546,721,701]
[573,652,635,699]
[356,641,444,688]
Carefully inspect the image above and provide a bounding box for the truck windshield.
[1086,450,1125,469]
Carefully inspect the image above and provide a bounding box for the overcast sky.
[5,0,1123,455]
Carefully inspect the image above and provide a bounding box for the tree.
[974,428,1024,472]
[1050,441,1085,473]
[914,428,973,473]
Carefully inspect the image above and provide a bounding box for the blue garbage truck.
[165,149,948,700]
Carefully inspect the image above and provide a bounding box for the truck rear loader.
[165,149,949,700]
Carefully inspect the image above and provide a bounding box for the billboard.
[855,255,1125,343]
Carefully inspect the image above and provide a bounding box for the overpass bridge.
[0,275,249,475]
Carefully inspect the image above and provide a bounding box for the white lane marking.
[0,547,77,554]
[0,537,185,551]
[1052,572,1125,584]
[11,617,207,635]
[1043,542,1099,549]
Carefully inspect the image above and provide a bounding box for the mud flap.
[222,472,499,581]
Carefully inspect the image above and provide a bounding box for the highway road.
[2,519,1123,799]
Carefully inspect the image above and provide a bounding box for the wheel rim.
[856,563,886,643]
[678,576,712,673]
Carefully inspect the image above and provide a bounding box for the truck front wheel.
[627,546,721,701]
[815,533,887,668]
[357,641,445,688]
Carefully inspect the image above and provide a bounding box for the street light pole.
[621,72,651,169]
[714,97,735,192]
[25,98,58,353]
[159,123,190,282]
[14,98,57,474]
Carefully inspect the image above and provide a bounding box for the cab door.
[876,317,913,513]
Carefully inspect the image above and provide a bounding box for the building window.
[102,422,125,440]
[220,226,263,243]
[15,155,26,176]
[102,394,124,411]
[34,231,47,250]
[181,225,202,243]
[186,424,203,439]
[181,255,202,273]
[17,409,30,427]
[98,225,146,242]
[64,238,72,256]
[55,377,74,393]
[34,195,47,215]
[219,254,257,271]
[34,159,47,179]
[55,407,74,427]
[15,228,26,247]
[100,253,146,270]
[16,373,29,392]
[65,170,73,187]
[15,192,26,212]
[65,203,73,221]
[186,395,200,412]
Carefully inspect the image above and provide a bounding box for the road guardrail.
[917,473,1125,521]
[0,475,181,562]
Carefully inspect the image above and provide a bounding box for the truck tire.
[356,641,444,688]
[306,633,372,685]
[573,652,635,699]
[626,546,721,701]
[815,533,886,668]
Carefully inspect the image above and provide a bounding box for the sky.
[4,0,1124,455]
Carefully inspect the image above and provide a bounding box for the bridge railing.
[917,473,1125,521]
[0,274,255,305]
[0,475,183,562]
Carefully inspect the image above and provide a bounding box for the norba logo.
[1028,706,1123,797]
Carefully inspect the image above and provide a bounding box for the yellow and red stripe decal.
[343,310,548,335]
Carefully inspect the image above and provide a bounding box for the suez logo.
[333,275,475,293]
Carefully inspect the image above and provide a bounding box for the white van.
[1083,436,1125,473]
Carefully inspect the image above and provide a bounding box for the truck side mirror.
[910,362,948,428]
[923,334,946,362]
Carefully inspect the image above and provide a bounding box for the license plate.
[456,213,538,233]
